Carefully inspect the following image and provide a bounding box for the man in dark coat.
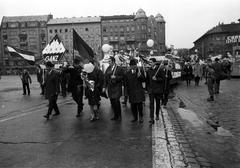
[146,58,164,124]
[212,58,223,94]
[21,69,32,95]
[64,58,84,117]
[58,66,67,97]
[36,65,44,95]
[124,59,145,123]
[161,62,173,108]
[43,61,60,120]
[102,56,124,121]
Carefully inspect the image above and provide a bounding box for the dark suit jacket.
[160,67,172,94]
[124,68,145,103]
[37,69,45,84]
[146,66,164,94]
[212,61,223,80]
[103,64,124,99]
[64,67,83,93]
[44,70,60,100]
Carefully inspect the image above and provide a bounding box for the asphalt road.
[0,75,153,168]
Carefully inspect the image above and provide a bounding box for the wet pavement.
[4,75,239,167]
[171,78,240,168]
[0,75,176,168]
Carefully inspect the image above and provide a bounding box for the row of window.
[102,19,134,23]
[2,22,46,28]
[102,24,162,33]
[49,27,100,34]
[6,30,46,36]
[103,33,149,41]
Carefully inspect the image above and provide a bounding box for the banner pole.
[72,22,75,62]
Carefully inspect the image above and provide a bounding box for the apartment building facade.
[47,16,102,63]
[194,22,240,59]
[0,15,52,74]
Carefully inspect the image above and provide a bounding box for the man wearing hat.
[212,57,223,94]
[64,58,84,117]
[43,61,60,119]
[124,59,146,123]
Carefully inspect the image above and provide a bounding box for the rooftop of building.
[47,16,101,25]
[194,22,240,43]
[134,8,147,20]
[101,15,135,20]
[2,15,52,22]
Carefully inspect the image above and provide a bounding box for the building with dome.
[101,8,166,56]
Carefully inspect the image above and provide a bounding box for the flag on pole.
[6,45,35,65]
[42,34,65,62]
[73,29,94,60]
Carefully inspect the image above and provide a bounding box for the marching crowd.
[18,54,233,123]
[21,56,173,124]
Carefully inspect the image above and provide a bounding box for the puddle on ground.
[178,108,233,137]
[215,127,233,137]
[178,108,203,127]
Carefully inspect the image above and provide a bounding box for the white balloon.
[84,63,95,73]
[147,39,154,47]
[102,44,110,52]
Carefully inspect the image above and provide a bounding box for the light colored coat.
[193,63,203,77]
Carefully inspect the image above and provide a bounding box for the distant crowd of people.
[181,57,232,101]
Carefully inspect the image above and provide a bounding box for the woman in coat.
[102,57,124,121]
[43,61,60,120]
[124,59,146,123]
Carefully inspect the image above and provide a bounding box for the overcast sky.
[0,0,240,49]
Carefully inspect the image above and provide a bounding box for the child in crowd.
[86,80,101,122]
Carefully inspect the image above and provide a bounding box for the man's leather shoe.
[139,118,143,123]
[149,118,154,124]
[118,116,122,121]
[52,113,60,116]
[111,116,118,120]
[76,111,83,118]
[131,118,137,122]
[207,97,214,101]
[43,115,49,120]
[156,116,159,120]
